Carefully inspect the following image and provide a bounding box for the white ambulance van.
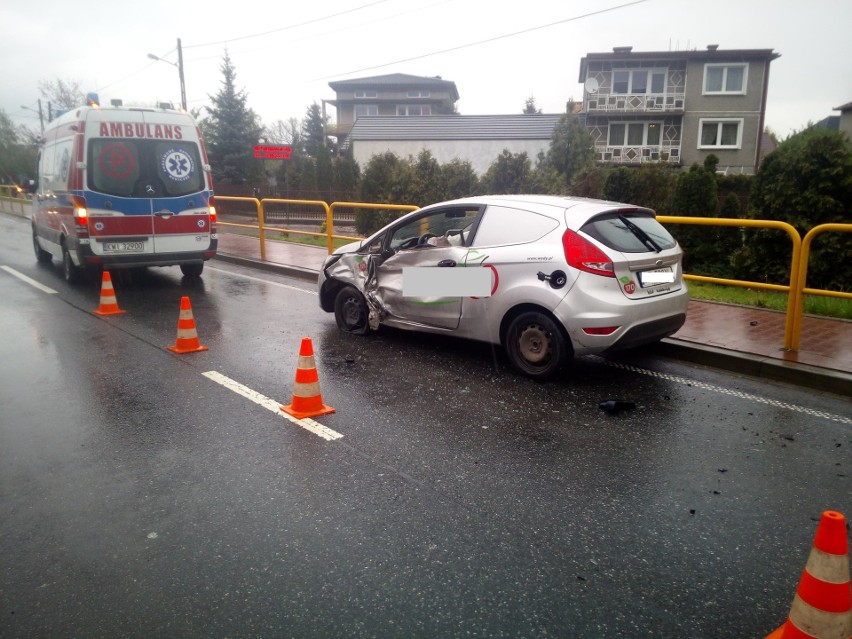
[32,99,217,282]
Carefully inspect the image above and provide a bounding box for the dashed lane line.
[206,265,317,295]
[202,371,343,441]
[1,266,58,294]
[601,359,852,425]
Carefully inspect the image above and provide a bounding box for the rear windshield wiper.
[618,215,662,253]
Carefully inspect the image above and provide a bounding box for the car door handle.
[437,259,456,267]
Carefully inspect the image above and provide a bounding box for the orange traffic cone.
[167,296,208,354]
[92,271,126,316]
[281,337,335,419]
[766,510,852,639]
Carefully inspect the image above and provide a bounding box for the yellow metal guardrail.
[0,185,29,216]
[213,197,847,353]
[658,216,851,352]
[215,196,418,255]
[792,223,852,350]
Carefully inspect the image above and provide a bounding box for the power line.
[184,0,389,49]
[313,0,652,80]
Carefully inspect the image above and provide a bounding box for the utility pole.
[177,38,187,112]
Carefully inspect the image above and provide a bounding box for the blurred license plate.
[639,267,674,287]
[103,241,144,252]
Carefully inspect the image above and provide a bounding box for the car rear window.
[581,212,677,253]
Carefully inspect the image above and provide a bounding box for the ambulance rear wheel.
[33,227,52,264]
[62,244,83,284]
[180,263,204,277]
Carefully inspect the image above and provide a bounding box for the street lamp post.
[21,101,45,134]
[147,38,187,111]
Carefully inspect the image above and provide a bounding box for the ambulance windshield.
[88,138,204,198]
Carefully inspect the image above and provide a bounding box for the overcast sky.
[3,0,851,139]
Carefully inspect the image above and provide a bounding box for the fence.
[0,186,30,217]
[657,216,851,351]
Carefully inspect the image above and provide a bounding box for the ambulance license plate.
[103,241,144,252]
[638,267,674,287]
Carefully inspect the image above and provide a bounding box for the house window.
[407,90,431,98]
[698,119,743,148]
[397,105,431,116]
[612,69,666,94]
[354,90,377,98]
[703,64,747,94]
[354,105,378,118]
[608,122,662,146]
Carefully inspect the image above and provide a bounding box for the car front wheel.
[505,311,570,379]
[334,285,371,335]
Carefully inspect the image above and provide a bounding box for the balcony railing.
[596,145,681,164]
[586,93,685,113]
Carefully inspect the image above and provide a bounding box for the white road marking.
[0,266,58,294]
[206,265,317,295]
[202,371,343,441]
[602,359,852,425]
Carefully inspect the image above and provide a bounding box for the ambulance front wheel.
[33,226,52,264]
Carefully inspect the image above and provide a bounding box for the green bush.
[736,128,852,291]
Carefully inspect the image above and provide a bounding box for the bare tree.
[38,78,85,112]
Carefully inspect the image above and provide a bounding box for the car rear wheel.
[180,263,204,277]
[33,227,52,263]
[505,311,570,379]
[62,243,83,284]
[334,285,371,335]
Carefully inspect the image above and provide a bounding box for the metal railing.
[658,216,852,351]
[215,196,418,256]
[0,185,29,217]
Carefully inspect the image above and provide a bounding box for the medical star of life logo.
[161,148,194,182]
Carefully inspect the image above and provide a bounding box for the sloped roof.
[346,114,564,142]
[328,74,460,100]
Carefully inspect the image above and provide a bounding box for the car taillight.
[562,229,614,277]
[208,196,217,226]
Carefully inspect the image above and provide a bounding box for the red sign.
[253,145,292,160]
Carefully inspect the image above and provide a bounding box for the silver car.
[318,195,688,379]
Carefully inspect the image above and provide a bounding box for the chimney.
[707,44,719,51]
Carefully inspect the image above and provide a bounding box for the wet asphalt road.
[1,213,850,638]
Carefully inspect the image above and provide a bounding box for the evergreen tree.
[545,113,596,188]
[671,163,732,277]
[202,52,263,185]
[523,96,542,114]
[301,103,327,157]
[481,150,534,193]
[739,128,852,290]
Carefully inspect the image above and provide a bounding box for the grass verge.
[687,281,852,320]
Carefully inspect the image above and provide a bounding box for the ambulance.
[31,96,217,282]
